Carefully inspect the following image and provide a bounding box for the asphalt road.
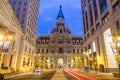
[63,70,77,80]
[5,70,56,80]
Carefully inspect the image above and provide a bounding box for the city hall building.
[36,6,84,69]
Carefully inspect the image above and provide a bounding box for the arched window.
[59,47,63,53]
[73,49,75,53]
[60,29,62,33]
[42,49,44,53]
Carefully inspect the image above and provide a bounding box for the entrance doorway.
[58,58,63,68]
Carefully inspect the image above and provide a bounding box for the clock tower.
[36,6,84,69]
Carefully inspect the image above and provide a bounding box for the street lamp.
[109,34,120,73]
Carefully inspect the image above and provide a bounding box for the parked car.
[33,68,42,72]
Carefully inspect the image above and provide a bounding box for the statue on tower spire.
[60,5,62,8]
[56,5,65,20]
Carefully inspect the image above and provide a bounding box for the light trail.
[63,69,96,80]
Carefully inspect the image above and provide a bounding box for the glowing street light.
[0,35,3,41]
[7,35,13,40]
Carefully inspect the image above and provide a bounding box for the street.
[5,70,56,80]
[4,69,120,80]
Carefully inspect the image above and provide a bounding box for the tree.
[36,60,43,68]
[75,56,84,69]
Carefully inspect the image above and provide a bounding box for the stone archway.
[58,58,63,68]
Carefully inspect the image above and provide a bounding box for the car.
[33,68,42,72]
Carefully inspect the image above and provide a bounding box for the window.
[60,29,62,33]
[23,8,26,12]
[88,0,90,3]
[85,12,89,31]
[22,14,25,18]
[99,0,107,13]
[38,49,40,53]
[18,2,22,6]
[73,49,75,53]
[42,49,44,53]
[81,49,83,53]
[17,8,20,12]
[91,28,95,35]
[59,47,63,53]
[16,13,19,17]
[21,20,24,24]
[87,33,89,38]
[46,49,48,53]
[25,45,27,52]
[93,0,98,20]
[51,50,54,53]
[13,1,16,6]
[113,0,120,12]
[83,17,86,34]
[89,5,94,26]
[77,49,79,53]
[84,36,86,42]
[24,2,27,6]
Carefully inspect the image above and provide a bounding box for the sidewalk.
[4,70,32,79]
[74,69,120,80]
[51,70,67,80]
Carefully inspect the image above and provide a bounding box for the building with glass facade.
[81,0,120,72]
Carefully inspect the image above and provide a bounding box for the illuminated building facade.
[9,0,40,71]
[36,6,84,69]
[0,0,23,73]
[81,0,120,72]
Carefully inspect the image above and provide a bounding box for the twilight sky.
[37,0,83,37]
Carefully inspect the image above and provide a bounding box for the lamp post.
[110,34,120,73]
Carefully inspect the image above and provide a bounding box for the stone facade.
[9,0,40,71]
[0,0,23,73]
[36,6,84,69]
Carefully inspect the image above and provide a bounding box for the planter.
[113,72,120,78]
